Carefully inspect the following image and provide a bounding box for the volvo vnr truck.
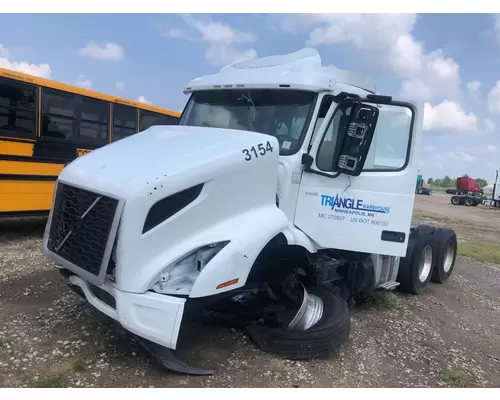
[41,48,458,375]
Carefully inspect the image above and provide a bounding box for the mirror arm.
[301,153,313,169]
[366,93,393,103]
[301,153,341,179]
[331,91,361,103]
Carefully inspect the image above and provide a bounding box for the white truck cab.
[42,48,457,375]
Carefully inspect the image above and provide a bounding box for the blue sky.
[1,13,499,183]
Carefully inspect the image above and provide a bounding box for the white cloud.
[115,80,124,90]
[282,14,461,102]
[74,74,92,89]
[487,144,497,152]
[398,49,460,101]
[79,41,124,61]
[137,95,152,105]
[467,80,481,94]
[0,44,51,78]
[487,80,500,115]
[0,44,9,58]
[423,100,478,133]
[179,15,257,66]
[446,151,476,163]
[163,27,186,39]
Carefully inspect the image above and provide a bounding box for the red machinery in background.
[450,175,484,206]
[456,176,482,195]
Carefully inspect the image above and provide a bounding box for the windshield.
[179,89,316,154]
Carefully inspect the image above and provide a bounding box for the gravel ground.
[1,196,500,388]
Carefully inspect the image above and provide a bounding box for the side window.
[79,96,109,145]
[140,110,178,131]
[313,96,339,171]
[112,104,137,142]
[364,105,412,170]
[316,100,412,172]
[0,77,37,137]
[41,88,77,140]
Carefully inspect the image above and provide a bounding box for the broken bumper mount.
[65,273,213,375]
[133,334,213,376]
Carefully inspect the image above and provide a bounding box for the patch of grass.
[22,240,39,251]
[440,368,477,387]
[370,291,404,310]
[71,358,87,373]
[20,373,32,383]
[412,209,500,265]
[412,209,454,225]
[0,335,14,347]
[458,241,500,264]
[27,374,68,388]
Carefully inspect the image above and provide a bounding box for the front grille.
[47,182,119,277]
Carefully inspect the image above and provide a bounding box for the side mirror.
[332,101,379,176]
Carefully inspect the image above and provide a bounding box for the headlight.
[151,241,229,295]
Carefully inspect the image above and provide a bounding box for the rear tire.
[465,197,475,206]
[430,228,457,284]
[397,230,434,294]
[451,196,461,205]
[245,287,350,360]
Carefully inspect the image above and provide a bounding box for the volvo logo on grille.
[54,196,102,252]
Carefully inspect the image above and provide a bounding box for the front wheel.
[245,287,350,360]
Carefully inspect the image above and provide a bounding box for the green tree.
[427,177,434,185]
[442,175,453,187]
[434,178,442,186]
[476,178,488,188]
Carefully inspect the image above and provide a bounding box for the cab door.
[294,94,421,257]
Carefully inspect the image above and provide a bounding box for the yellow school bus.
[0,67,181,217]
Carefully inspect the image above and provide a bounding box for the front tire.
[245,287,350,360]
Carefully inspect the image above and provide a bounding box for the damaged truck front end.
[42,124,295,374]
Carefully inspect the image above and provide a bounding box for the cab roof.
[184,48,377,95]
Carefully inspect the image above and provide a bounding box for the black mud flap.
[133,335,214,376]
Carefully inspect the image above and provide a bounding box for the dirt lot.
[1,195,500,388]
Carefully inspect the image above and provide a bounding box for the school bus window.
[112,103,136,142]
[79,121,108,145]
[0,77,37,137]
[41,88,77,140]
[81,96,109,123]
[79,96,109,145]
[140,110,178,131]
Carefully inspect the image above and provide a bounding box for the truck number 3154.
[242,141,274,161]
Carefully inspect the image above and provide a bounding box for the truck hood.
[58,125,264,196]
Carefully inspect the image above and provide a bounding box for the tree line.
[426,175,488,188]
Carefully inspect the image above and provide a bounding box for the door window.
[315,99,413,172]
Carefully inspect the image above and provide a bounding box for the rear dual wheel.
[397,226,457,294]
[464,197,481,206]
[431,228,457,283]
